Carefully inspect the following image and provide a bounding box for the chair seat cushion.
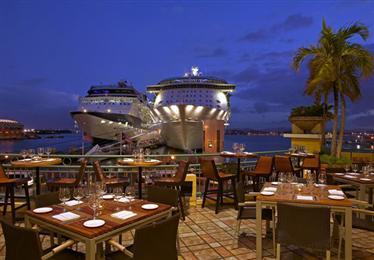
[218,172,236,179]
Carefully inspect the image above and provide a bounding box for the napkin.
[328,189,344,196]
[65,200,83,207]
[111,210,137,220]
[296,195,314,201]
[347,172,360,176]
[52,212,80,222]
[263,187,277,192]
[360,178,371,181]
[115,197,130,203]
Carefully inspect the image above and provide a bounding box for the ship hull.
[71,111,144,142]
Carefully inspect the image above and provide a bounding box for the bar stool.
[154,160,190,220]
[93,161,129,192]
[0,165,31,224]
[199,158,238,214]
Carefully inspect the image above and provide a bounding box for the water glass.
[126,185,136,210]
[59,187,70,211]
[88,196,99,220]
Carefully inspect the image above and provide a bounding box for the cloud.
[239,14,313,42]
[194,47,228,58]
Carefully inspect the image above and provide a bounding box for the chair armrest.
[107,239,134,258]
[41,239,76,260]
[238,201,256,207]
[352,208,374,216]
[349,199,372,208]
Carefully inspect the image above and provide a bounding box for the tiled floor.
[1,204,374,259]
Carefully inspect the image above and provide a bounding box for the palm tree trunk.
[337,93,346,158]
[321,92,328,152]
[331,84,339,156]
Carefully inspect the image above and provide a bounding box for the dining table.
[328,171,374,203]
[11,157,62,195]
[25,199,172,260]
[117,158,162,199]
[255,182,352,260]
[220,151,257,181]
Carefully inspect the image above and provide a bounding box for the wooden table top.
[26,199,171,239]
[11,158,62,167]
[220,152,257,159]
[328,172,374,185]
[284,152,315,158]
[257,182,352,207]
[117,158,162,167]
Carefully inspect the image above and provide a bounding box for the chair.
[106,214,180,260]
[0,164,30,224]
[276,203,331,259]
[242,156,274,191]
[235,182,276,255]
[199,158,238,214]
[0,218,83,260]
[93,161,129,192]
[154,160,190,220]
[46,159,87,191]
[147,186,179,211]
[274,156,298,180]
[301,156,320,181]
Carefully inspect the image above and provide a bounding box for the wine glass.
[352,164,358,173]
[232,143,239,153]
[278,172,285,183]
[145,148,151,160]
[20,149,27,159]
[46,147,52,158]
[344,164,350,173]
[126,185,136,210]
[239,143,246,154]
[73,186,84,202]
[286,172,294,183]
[59,187,70,212]
[37,147,44,158]
[29,149,35,159]
[113,187,123,210]
[88,195,99,220]
[318,172,327,185]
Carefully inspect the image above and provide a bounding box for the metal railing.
[0,150,288,197]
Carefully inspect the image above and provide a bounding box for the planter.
[289,116,324,132]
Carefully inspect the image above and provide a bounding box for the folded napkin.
[65,200,83,207]
[328,189,344,196]
[111,210,137,220]
[52,212,80,222]
[296,195,314,201]
[115,197,130,203]
[263,187,277,192]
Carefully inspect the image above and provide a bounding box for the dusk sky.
[1,0,373,129]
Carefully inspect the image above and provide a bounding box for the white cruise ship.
[71,80,158,143]
[147,67,235,151]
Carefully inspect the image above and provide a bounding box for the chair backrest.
[0,164,8,179]
[277,203,330,250]
[1,218,43,260]
[302,156,320,169]
[34,192,60,208]
[199,158,219,180]
[133,214,179,260]
[254,156,274,175]
[92,160,106,182]
[274,156,294,173]
[147,186,178,208]
[173,160,190,184]
[74,159,88,186]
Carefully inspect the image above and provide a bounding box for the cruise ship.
[71,81,158,143]
[147,67,235,151]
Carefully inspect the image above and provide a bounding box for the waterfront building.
[0,119,24,139]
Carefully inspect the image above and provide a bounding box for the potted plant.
[289,104,332,133]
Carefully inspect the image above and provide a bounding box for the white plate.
[360,178,371,181]
[121,158,134,163]
[102,194,114,200]
[328,195,345,200]
[271,182,279,185]
[348,172,360,176]
[260,191,275,196]
[33,207,53,214]
[141,204,159,210]
[335,173,344,176]
[83,219,105,228]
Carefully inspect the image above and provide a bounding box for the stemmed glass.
[37,147,44,158]
[318,172,327,185]
[239,143,246,154]
[352,164,358,173]
[29,149,35,159]
[20,149,27,159]
[278,172,285,183]
[46,147,52,158]
[232,143,239,153]
[73,186,84,203]
[113,187,123,210]
[145,148,151,161]
[59,187,70,212]
[88,195,99,220]
[344,164,350,173]
[126,185,136,210]
[286,172,294,183]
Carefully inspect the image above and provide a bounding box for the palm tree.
[293,19,374,157]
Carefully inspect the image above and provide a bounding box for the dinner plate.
[33,207,53,214]
[335,173,344,176]
[83,219,105,228]
[360,178,371,181]
[141,204,159,210]
[102,194,114,200]
[271,182,279,185]
[328,195,345,200]
[347,172,360,176]
[260,191,275,196]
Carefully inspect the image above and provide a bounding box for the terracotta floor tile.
[193,248,222,260]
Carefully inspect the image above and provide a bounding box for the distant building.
[0,119,24,139]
